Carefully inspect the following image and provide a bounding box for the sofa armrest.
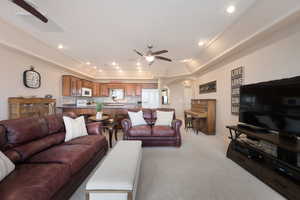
[86,122,102,135]
[121,119,132,134]
[172,119,182,135]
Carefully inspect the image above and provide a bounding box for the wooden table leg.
[114,129,118,141]
[108,128,113,148]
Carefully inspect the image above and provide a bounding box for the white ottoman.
[86,141,142,200]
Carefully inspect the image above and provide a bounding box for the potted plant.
[96,102,103,120]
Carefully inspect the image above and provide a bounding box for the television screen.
[239,76,300,136]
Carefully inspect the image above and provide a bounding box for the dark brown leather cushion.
[152,126,175,137]
[64,135,107,153]
[12,132,65,162]
[1,117,49,147]
[29,144,96,175]
[0,163,70,200]
[0,125,6,151]
[44,114,65,134]
[128,125,152,137]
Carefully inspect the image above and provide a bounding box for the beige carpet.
[70,129,285,200]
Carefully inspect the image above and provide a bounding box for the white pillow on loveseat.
[0,151,15,181]
[128,111,147,127]
[155,110,174,127]
[63,116,88,142]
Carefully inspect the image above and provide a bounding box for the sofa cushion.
[128,125,152,137]
[29,144,96,175]
[0,151,15,182]
[0,117,49,148]
[0,125,6,151]
[152,126,175,137]
[64,135,107,153]
[0,163,70,200]
[12,132,65,162]
[152,108,175,122]
[128,111,147,127]
[44,114,65,134]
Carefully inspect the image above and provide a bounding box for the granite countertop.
[58,103,140,109]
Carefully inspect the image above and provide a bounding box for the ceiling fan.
[134,45,172,65]
[11,0,48,23]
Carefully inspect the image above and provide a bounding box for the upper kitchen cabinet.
[92,82,101,97]
[125,84,136,96]
[82,80,93,89]
[142,83,158,89]
[135,84,142,96]
[100,84,109,97]
[62,75,82,96]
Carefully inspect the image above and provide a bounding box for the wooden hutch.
[9,98,56,119]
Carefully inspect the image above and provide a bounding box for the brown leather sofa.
[122,108,182,147]
[0,113,108,200]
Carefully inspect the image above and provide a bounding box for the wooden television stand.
[226,126,300,200]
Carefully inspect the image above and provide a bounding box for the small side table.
[88,116,118,148]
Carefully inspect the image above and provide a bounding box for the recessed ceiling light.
[136,62,141,66]
[138,69,142,73]
[58,44,63,49]
[118,69,123,72]
[198,41,205,47]
[86,62,91,65]
[93,66,97,69]
[227,5,236,14]
[98,69,102,72]
[112,62,117,66]
[115,66,120,69]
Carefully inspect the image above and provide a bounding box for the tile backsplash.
[61,96,141,105]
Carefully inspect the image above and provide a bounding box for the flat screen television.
[239,76,300,137]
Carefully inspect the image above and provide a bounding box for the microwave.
[82,88,92,97]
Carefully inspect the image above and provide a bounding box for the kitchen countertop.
[57,103,141,109]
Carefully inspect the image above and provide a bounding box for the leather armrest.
[86,122,102,135]
[121,119,132,134]
[172,119,182,135]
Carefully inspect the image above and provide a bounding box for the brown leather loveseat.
[0,113,108,200]
[122,108,182,147]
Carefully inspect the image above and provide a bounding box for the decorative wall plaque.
[231,66,244,115]
[199,81,217,94]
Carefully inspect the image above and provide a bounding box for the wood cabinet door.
[135,84,142,96]
[76,79,82,96]
[125,84,136,96]
[62,76,71,96]
[82,80,93,88]
[70,77,79,96]
[92,82,100,97]
[100,84,109,97]
[142,83,158,89]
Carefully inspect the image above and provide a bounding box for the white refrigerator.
[142,89,160,109]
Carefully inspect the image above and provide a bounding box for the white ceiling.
[0,0,257,79]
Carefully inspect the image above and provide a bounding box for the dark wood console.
[226,126,300,200]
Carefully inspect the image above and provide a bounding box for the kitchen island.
[57,103,141,116]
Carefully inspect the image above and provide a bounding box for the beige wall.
[193,19,300,148]
[0,45,83,120]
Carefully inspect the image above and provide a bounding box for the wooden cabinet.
[9,98,56,119]
[125,84,136,96]
[92,82,100,97]
[100,84,109,97]
[135,84,142,96]
[142,83,158,89]
[82,80,93,89]
[62,75,82,96]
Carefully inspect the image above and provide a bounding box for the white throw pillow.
[0,151,15,181]
[128,111,147,127]
[155,111,174,127]
[63,116,88,142]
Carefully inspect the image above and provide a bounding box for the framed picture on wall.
[231,66,244,115]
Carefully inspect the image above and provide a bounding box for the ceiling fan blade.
[151,50,168,55]
[155,56,172,62]
[12,0,48,23]
[133,49,144,57]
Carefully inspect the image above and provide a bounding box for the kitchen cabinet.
[62,75,82,96]
[125,84,136,96]
[92,82,100,97]
[82,80,93,89]
[142,83,158,89]
[100,84,109,97]
[135,84,142,96]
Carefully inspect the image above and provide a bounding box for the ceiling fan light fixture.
[145,56,155,63]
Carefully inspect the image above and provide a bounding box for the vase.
[96,111,103,120]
